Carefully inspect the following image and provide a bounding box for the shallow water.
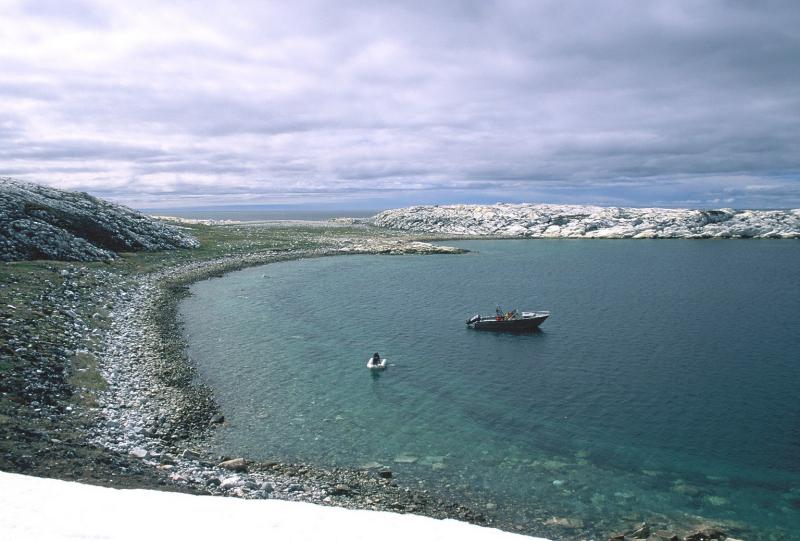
[180,240,800,539]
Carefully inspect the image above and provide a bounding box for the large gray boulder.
[0,177,199,262]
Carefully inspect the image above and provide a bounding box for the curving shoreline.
[85,243,535,532]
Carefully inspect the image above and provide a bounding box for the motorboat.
[466,308,549,331]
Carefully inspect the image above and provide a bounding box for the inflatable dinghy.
[367,358,387,370]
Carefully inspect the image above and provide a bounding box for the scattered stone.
[684,527,726,541]
[630,522,650,539]
[332,484,352,496]
[129,448,148,459]
[219,476,241,489]
[545,517,585,529]
[181,449,202,461]
[217,458,248,472]
[654,531,679,541]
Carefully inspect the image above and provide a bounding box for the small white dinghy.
[367,358,387,370]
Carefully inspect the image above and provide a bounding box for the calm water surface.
[180,240,800,540]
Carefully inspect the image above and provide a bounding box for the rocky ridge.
[0,178,198,261]
[373,204,800,239]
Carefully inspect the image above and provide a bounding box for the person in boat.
[370,352,381,367]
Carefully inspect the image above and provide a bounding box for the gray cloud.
[0,0,798,208]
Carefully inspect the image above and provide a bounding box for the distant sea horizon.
[142,208,382,222]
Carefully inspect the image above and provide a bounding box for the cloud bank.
[1,0,799,208]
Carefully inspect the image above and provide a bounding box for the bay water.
[179,240,800,539]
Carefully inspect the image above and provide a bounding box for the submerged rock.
[545,516,585,529]
[629,522,650,539]
[684,527,726,541]
[0,177,198,261]
[654,530,679,541]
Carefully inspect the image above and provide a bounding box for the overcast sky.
[1,0,799,209]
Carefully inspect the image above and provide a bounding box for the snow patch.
[0,472,546,541]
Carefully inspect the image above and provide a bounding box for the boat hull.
[468,314,548,332]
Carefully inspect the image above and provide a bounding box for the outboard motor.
[466,315,481,325]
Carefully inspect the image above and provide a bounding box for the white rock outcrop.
[373,204,800,239]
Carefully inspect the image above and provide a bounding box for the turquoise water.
[180,240,800,539]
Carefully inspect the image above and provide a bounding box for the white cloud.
[0,0,798,208]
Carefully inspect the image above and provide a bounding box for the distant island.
[372,204,800,239]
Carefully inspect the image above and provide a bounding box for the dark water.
[179,240,800,539]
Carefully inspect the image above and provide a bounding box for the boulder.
[260,482,274,494]
[128,448,148,459]
[331,484,352,496]
[630,523,651,539]
[217,457,248,472]
[684,527,726,541]
[219,476,241,489]
[180,448,202,461]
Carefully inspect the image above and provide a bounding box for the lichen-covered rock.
[1,178,198,261]
[373,204,800,239]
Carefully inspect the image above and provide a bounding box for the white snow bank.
[0,472,547,541]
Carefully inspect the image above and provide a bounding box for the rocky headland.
[0,178,198,262]
[373,204,800,239]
